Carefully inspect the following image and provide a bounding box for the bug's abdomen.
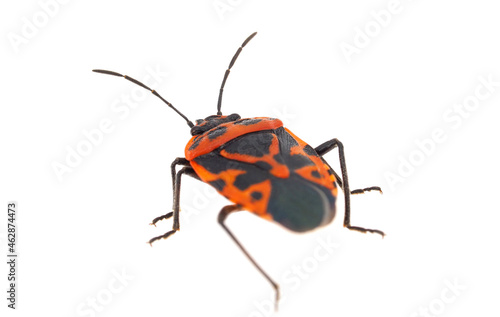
[189,126,337,232]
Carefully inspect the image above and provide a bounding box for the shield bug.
[93,32,384,309]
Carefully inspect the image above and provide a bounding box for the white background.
[1,1,500,316]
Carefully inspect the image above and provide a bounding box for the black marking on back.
[195,152,271,191]
[194,152,235,174]
[209,179,226,191]
[286,153,314,170]
[303,144,317,156]
[274,127,315,170]
[222,131,275,157]
[234,118,263,126]
[272,154,285,165]
[189,136,203,151]
[251,191,263,200]
[233,169,268,190]
[275,127,299,154]
[321,157,334,175]
[208,126,228,140]
[311,170,321,178]
[255,161,272,171]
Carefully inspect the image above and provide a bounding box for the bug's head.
[190,113,241,136]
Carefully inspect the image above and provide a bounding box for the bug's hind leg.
[316,142,382,195]
[148,163,199,245]
[351,186,383,195]
[314,138,385,237]
[218,204,281,311]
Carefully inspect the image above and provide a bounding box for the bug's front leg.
[148,159,199,245]
[314,138,385,237]
[150,157,192,226]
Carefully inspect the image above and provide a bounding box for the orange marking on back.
[189,160,273,218]
[285,127,337,195]
[231,179,272,218]
[190,160,245,184]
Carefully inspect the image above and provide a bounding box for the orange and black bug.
[93,32,384,309]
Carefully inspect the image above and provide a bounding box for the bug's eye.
[190,125,204,135]
[227,113,241,121]
[195,119,204,125]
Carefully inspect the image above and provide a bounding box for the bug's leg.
[148,166,199,245]
[315,141,383,195]
[170,157,191,196]
[150,157,192,226]
[315,139,385,237]
[218,204,281,311]
[350,186,383,195]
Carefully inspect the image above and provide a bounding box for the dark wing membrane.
[267,174,336,232]
[269,127,336,231]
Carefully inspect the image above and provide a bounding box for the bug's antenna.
[92,69,194,128]
[217,32,257,116]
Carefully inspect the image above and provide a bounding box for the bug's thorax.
[185,116,284,161]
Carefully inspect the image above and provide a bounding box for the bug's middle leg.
[314,138,384,237]
[148,163,199,245]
